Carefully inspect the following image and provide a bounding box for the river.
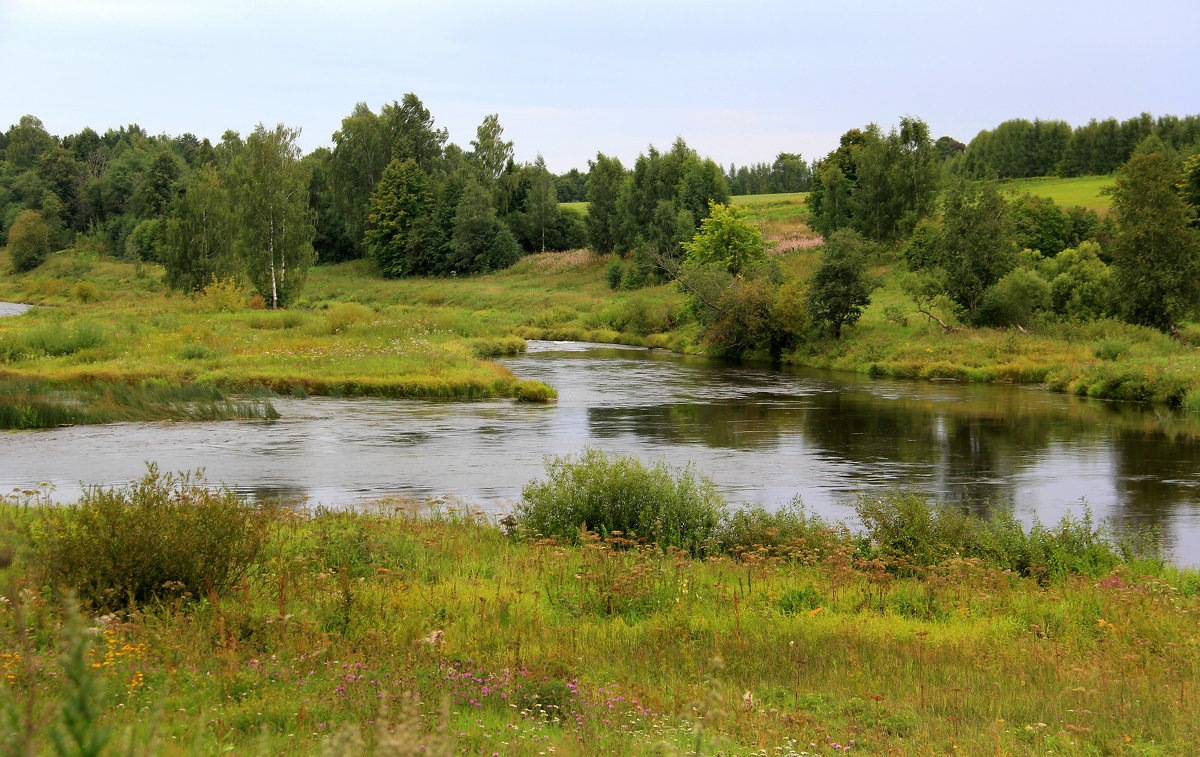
[1,333,1199,565]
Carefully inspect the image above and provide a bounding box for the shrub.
[70,281,100,303]
[193,276,250,313]
[1093,338,1130,361]
[605,257,624,290]
[37,466,269,608]
[7,209,50,272]
[717,499,844,557]
[512,449,727,554]
[325,302,373,334]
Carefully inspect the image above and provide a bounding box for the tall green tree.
[806,229,877,339]
[682,202,765,275]
[363,158,431,278]
[935,181,1017,323]
[230,124,315,309]
[524,155,559,253]
[4,115,56,170]
[1107,137,1200,333]
[450,178,521,274]
[585,153,625,254]
[379,94,447,174]
[163,164,235,292]
[469,114,513,184]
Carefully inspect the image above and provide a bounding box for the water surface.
[2,339,1199,565]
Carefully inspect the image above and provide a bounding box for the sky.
[2,0,1197,173]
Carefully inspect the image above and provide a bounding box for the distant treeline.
[2,104,1199,319]
[961,113,1200,179]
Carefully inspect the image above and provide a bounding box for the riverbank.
[1,467,1196,756]
[0,253,557,426]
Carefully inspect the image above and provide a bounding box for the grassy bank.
[0,459,1194,756]
[0,252,557,416]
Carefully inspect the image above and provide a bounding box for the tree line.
[3,105,1199,333]
[669,118,1200,362]
[961,113,1200,179]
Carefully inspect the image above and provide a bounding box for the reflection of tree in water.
[1110,428,1200,530]
[586,393,807,449]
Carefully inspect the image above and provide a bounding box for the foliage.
[513,449,727,555]
[932,181,1018,323]
[809,118,940,241]
[36,466,269,607]
[364,158,432,278]
[1107,136,1200,332]
[806,229,877,338]
[1047,241,1114,319]
[976,267,1051,328]
[230,123,317,309]
[449,179,521,274]
[6,209,50,272]
[681,202,765,274]
[163,164,235,292]
[124,217,165,262]
[584,153,625,254]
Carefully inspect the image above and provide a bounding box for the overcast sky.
[2,0,1197,173]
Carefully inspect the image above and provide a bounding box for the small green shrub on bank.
[36,466,270,608]
[513,449,726,554]
[853,490,1162,577]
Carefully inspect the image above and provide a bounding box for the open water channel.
[2,319,1199,565]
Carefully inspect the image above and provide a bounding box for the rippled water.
[2,335,1199,565]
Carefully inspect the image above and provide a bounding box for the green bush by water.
[513,449,726,554]
[33,466,270,608]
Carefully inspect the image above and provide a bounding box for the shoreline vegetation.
[0,454,1196,756]
[6,174,1199,426]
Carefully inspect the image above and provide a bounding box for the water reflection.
[1,341,1200,564]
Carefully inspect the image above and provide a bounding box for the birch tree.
[232,124,315,309]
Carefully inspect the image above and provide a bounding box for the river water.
[2,333,1199,566]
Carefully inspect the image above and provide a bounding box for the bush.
[512,449,727,554]
[71,281,100,303]
[605,257,624,290]
[193,276,250,313]
[37,466,269,608]
[717,499,843,557]
[977,268,1051,327]
[1093,338,1130,361]
[7,209,50,272]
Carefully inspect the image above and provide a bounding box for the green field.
[998,175,1114,211]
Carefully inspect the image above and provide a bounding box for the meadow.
[1,454,1196,757]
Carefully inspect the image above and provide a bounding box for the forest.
[4,100,1200,339]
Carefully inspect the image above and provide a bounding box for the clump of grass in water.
[0,378,279,428]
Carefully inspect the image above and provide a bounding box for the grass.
[0,377,279,428]
[0,467,1195,756]
[998,175,1113,211]
[0,252,558,407]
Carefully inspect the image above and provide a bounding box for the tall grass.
[0,473,1195,756]
[0,378,279,428]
